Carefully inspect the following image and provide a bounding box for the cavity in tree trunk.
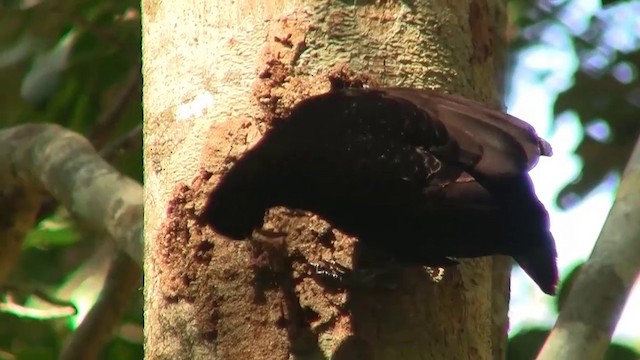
[142,1,510,359]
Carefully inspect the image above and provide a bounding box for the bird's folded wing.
[381,88,552,178]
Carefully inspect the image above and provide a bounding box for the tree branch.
[0,125,144,357]
[0,124,143,265]
[538,134,640,360]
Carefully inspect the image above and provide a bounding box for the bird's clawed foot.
[305,260,400,291]
[250,228,288,246]
[305,258,453,289]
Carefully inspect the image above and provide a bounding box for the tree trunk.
[142,1,510,359]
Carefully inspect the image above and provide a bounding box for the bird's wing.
[378,88,552,178]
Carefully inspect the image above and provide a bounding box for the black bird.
[201,87,558,295]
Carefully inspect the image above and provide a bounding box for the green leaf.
[100,337,143,360]
[20,30,78,107]
[605,343,640,360]
[15,347,56,360]
[554,50,640,209]
[508,328,550,360]
[508,327,640,359]
[23,213,81,249]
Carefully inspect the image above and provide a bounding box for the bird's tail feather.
[514,246,558,295]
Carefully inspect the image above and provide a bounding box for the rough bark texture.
[142,0,509,359]
[538,135,640,360]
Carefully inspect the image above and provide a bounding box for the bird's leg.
[250,227,288,246]
[306,256,458,290]
[248,227,289,274]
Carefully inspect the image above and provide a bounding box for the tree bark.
[142,1,510,359]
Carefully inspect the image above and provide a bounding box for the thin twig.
[1,284,77,320]
[0,297,76,320]
[99,123,142,162]
[90,65,142,149]
[2,284,78,314]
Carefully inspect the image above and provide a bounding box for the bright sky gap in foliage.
[506,0,640,348]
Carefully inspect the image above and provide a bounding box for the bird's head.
[201,192,266,240]
[200,163,269,240]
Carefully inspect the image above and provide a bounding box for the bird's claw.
[306,260,397,290]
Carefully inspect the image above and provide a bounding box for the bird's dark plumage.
[201,87,558,295]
